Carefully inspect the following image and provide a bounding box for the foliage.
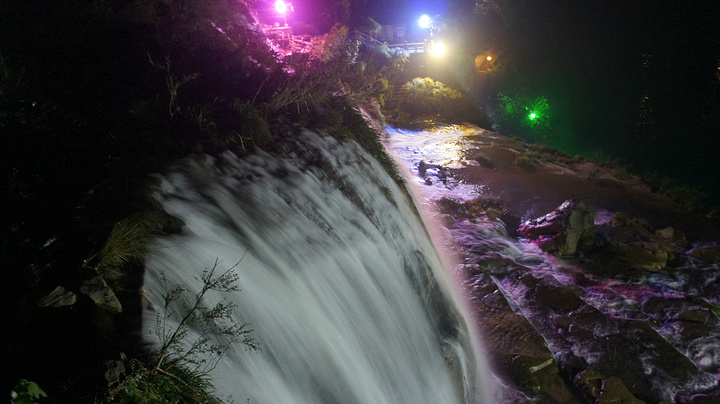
[267,25,402,114]
[394,77,481,124]
[490,92,552,144]
[357,17,382,37]
[93,216,153,271]
[402,77,463,112]
[153,258,258,378]
[147,53,200,118]
[514,155,539,170]
[10,380,47,404]
[112,359,217,404]
[109,258,258,403]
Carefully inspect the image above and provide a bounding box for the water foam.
[142,130,491,403]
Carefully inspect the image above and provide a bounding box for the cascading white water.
[142,130,492,403]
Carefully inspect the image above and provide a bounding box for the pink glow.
[274,0,287,14]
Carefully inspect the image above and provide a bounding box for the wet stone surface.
[385,125,720,403]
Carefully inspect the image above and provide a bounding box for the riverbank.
[385,124,720,403]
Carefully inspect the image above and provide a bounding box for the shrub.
[514,155,539,170]
[399,77,463,118]
[107,258,258,403]
[490,92,552,143]
[112,359,217,404]
[393,77,483,125]
[10,379,47,404]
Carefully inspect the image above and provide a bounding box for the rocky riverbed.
[385,124,720,404]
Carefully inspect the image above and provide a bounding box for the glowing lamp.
[486,56,492,61]
[419,14,432,29]
[429,41,447,56]
[275,0,288,14]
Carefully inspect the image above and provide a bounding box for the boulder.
[104,360,126,386]
[80,275,122,313]
[518,199,596,255]
[38,286,77,308]
[595,213,685,272]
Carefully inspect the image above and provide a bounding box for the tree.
[153,258,259,379]
[107,258,258,403]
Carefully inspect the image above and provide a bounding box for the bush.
[398,77,462,118]
[112,360,217,404]
[392,77,484,125]
[10,379,47,404]
[490,92,552,144]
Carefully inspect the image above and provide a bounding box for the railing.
[387,42,426,54]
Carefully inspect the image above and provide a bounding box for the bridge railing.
[387,42,426,54]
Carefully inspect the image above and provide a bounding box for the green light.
[529,112,537,120]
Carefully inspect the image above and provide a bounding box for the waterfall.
[142,130,491,403]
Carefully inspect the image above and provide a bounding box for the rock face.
[80,275,122,313]
[38,286,77,308]
[518,199,596,255]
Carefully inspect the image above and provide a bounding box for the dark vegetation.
[0,0,430,401]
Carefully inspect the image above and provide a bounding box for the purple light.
[275,0,287,14]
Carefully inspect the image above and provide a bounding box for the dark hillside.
[1,0,403,400]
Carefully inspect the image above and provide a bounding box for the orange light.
[487,56,492,61]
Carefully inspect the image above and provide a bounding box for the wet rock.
[589,213,687,272]
[437,214,457,229]
[486,207,504,220]
[687,244,720,263]
[464,273,577,402]
[518,200,596,255]
[485,311,576,403]
[418,160,451,186]
[674,309,718,341]
[675,385,720,404]
[80,275,122,313]
[522,277,585,313]
[605,320,715,402]
[38,286,77,307]
[575,369,645,404]
[481,254,516,275]
[655,226,675,240]
[499,267,716,402]
[606,243,669,272]
[677,309,714,324]
[104,360,125,386]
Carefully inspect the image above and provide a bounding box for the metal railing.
[387,42,426,54]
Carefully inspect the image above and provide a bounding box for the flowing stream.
[384,125,720,402]
[142,130,493,403]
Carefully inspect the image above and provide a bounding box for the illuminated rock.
[518,199,596,255]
